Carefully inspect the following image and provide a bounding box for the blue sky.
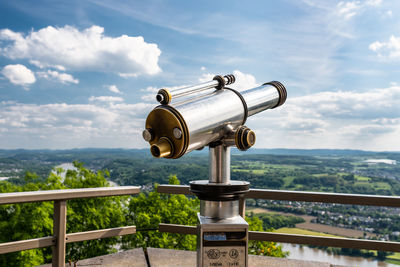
[0,0,399,150]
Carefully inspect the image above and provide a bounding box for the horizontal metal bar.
[0,236,54,254]
[157,185,400,207]
[0,226,137,254]
[159,223,197,235]
[66,226,136,243]
[157,185,191,195]
[248,232,400,252]
[158,223,400,252]
[0,186,141,205]
[247,189,400,207]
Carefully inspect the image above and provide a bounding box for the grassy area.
[375,182,391,190]
[386,259,400,265]
[354,181,371,187]
[251,169,265,174]
[247,207,271,214]
[387,252,400,261]
[312,173,329,177]
[273,227,341,238]
[355,175,371,181]
[282,176,295,187]
[234,161,300,170]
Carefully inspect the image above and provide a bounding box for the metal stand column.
[190,144,249,267]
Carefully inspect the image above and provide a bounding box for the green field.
[354,175,371,181]
[375,182,391,190]
[387,252,400,264]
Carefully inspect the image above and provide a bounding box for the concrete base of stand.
[39,247,347,267]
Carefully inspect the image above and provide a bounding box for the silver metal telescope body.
[143,75,286,159]
[143,74,287,267]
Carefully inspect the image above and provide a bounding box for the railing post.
[52,200,67,267]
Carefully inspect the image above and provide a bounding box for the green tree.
[0,172,53,266]
[246,216,288,258]
[123,175,199,251]
[0,162,126,266]
[63,162,126,263]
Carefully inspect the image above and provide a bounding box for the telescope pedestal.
[196,211,248,267]
[190,145,249,267]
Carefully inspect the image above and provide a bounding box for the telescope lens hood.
[263,81,287,108]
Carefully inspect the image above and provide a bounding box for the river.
[281,243,398,267]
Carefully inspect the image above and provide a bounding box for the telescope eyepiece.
[156,89,172,105]
[156,94,164,103]
[150,137,174,158]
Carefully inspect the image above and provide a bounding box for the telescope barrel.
[243,81,287,116]
[144,80,286,159]
[156,74,235,104]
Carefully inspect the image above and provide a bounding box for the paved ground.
[39,248,347,266]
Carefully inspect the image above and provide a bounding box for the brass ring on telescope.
[213,75,226,90]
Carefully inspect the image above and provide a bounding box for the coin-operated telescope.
[143,74,287,267]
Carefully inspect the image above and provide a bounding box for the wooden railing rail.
[0,186,140,267]
[157,184,400,253]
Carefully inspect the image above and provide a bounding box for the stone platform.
[40,248,346,267]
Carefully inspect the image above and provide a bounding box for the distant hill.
[233,148,400,156]
[0,148,399,158]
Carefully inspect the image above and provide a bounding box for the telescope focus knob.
[142,128,154,142]
[235,126,256,151]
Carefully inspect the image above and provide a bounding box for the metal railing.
[157,185,400,252]
[0,186,140,267]
[2,184,400,266]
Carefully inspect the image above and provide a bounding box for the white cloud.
[0,25,162,76]
[248,83,400,151]
[0,101,153,149]
[168,71,399,150]
[200,66,206,71]
[336,0,382,20]
[198,73,214,83]
[366,0,382,6]
[108,85,121,94]
[230,70,258,91]
[37,70,79,84]
[140,86,158,102]
[29,60,65,71]
[89,96,124,102]
[337,1,361,20]
[1,64,36,87]
[369,35,400,59]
